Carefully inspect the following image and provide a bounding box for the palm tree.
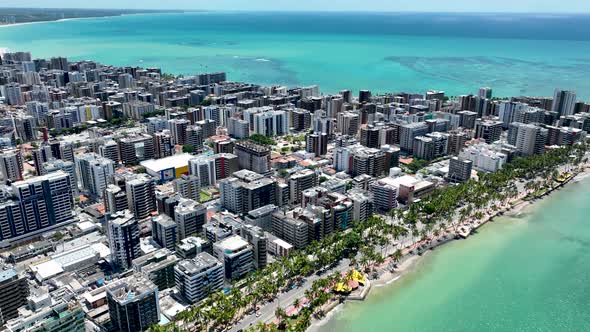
[275,306,287,323]
[293,298,301,310]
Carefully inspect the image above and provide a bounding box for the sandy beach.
[308,165,590,331]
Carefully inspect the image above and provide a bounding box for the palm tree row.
[150,141,588,332]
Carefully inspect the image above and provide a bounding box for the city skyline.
[2,0,590,13]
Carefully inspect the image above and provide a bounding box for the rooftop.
[176,252,221,275]
[0,268,17,283]
[106,275,158,304]
[247,204,278,218]
[141,153,194,173]
[152,214,176,228]
[215,235,249,253]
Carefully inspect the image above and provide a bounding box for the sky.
[2,0,590,13]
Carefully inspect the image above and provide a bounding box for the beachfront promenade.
[232,157,590,332]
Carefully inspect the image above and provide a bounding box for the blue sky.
[3,0,590,13]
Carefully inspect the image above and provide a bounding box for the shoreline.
[0,12,179,29]
[308,166,589,331]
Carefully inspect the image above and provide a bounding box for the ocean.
[318,176,590,332]
[2,12,590,331]
[1,12,590,98]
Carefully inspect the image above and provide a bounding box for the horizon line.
[1,7,590,15]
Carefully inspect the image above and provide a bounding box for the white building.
[174,252,224,303]
[213,235,254,281]
[252,110,289,137]
[552,89,576,116]
[0,149,24,182]
[75,153,115,197]
[459,143,508,173]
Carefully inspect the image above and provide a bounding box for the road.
[231,258,351,331]
[228,160,589,331]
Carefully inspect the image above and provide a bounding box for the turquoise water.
[320,177,590,332]
[2,12,590,98]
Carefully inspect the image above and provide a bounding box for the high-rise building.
[313,112,334,137]
[290,108,312,132]
[0,269,29,327]
[252,110,289,136]
[175,198,207,240]
[49,56,68,71]
[132,248,179,290]
[146,116,168,134]
[243,225,268,270]
[213,235,255,281]
[512,123,548,156]
[213,153,238,180]
[118,73,135,89]
[220,170,277,214]
[340,89,352,103]
[151,215,178,251]
[360,125,380,149]
[195,119,217,139]
[42,158,77,194]
[168,119,190,145]
[213,138,235,155]
[227,117,250,139]
[125,174,156,220]
[32,145,53,176]
[271,211,309,249]
[459,143,508,173]
[349,191,373,223]
[332,199,354,231]
[75,153,114,197]
[234,140,271,174]
[118,134,154,165]
[458,94,477,112]
[106,275,160,332]
[107,211,140,270]
[305,133,328,157]
[446,132,469,155]
[12,115,37,142]
[188,156,216,187]
[498,101,528,129]
[474,120,503,143]
[448,157,473,183]
[4,301,84,332]
[336,112,360,136]
[244,204,278,232]
[49,140,74,162]
[478,87,493,99]
[399,122,429,152]
[551,89,576,116]
[8,171,73,237]
[185,125,203,150]
[412,136,434,161]
[104,184,128,215]
[176,236,212,259]
[173,175,201,202]
[3,83,24,105]
[153,131,173,159]
[351,147,386,177]
[457,110,478,129]
[289,169,318,205]
[359,90,371,103]
[98,140,120,163]
[174,252,224,303]
[0,149,24,182]
[370,180,398,212]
